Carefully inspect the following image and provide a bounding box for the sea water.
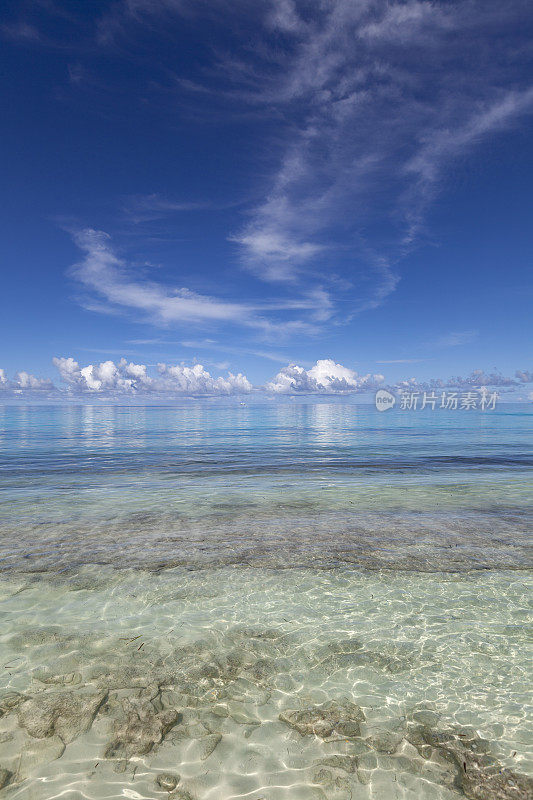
[0,403,531,799]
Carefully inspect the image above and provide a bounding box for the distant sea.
[0,403,531,799]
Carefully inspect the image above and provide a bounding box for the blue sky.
[1,0,532,398]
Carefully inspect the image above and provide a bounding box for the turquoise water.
[0,403,531,799]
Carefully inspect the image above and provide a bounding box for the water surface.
[0,403,531,799]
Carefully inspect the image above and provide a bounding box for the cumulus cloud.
[266,362,533,396]
[52,356,251,395]
[394,369,523,393]
[266,359,385,394]
[14,372,54,390]
[157,363,252,394]
[53,356,153,393]
[2,358,533,400]
[0,369,54,393]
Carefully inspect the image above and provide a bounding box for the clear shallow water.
[0,403,531,799]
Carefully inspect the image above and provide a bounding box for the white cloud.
[70,229,257,327]
[43,1,532,338]
[266,361,533,396]
[232,226,325,283]
[0,369,54,393]
[69,228,330,339]
[377,359,425,365]
[431,330,478,348]
[53,356,153,393]
[359,1,450,41]
[169,0,532,308]
[157,363,252,394]
[394,369,522,392]
[14,371,53,390]
[267,359,385,394]
[1,22,41,42]
[402,88,533,239]
[2,358,533,400]
[52,356,251,395]
[121,193,209,224]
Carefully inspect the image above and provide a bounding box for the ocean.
[0,402,531,799]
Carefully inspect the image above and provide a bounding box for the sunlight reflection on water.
[0,403,531,798]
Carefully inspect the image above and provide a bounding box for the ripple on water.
[0,565,531,799]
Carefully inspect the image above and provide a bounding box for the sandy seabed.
[0,564,531,800]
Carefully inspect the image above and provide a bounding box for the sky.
[1,0,532,399]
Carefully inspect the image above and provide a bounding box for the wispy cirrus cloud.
[177,339,303,365]
[431,330,479,349]
[125,336,299,364]
[94,0,531,314]
[70,228,255,327]
[1,21,41,42]
[68,228,330,338]
[121,194,211,224]
[226,1,533,290]
[376,359,425,365]
[10,1,533,335]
